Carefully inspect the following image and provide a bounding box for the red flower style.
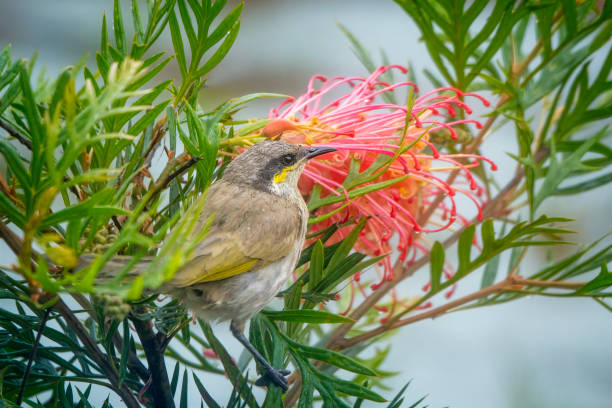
[260,65,496,293]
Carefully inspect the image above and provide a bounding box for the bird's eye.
[281,154,295,165]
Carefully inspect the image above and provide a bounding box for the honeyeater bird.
[89,141,336,392]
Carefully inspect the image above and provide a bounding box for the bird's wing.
[167,182,304,287]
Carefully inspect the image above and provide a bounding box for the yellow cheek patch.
[274,165,297,183]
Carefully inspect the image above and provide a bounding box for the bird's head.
[222,141,337,196]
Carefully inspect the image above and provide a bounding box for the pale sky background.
[1,1,611,407]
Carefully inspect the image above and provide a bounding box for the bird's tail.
[78,254,155,283]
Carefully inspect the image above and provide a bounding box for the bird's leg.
[230,321,291,392]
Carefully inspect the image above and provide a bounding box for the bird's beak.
[305,146,337,159]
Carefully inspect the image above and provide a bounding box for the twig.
[143,115,169,167]
[139,153,201,211]
[509,275,585,290]
[16,307,51,405]
[62,176,83,201]
[163,156,202,188]
[0,171,21,205]
[335,274,586,349]
[336,280,510,349]
[131,307,176,408]
[112,215,123,232]
[0,221,24,256]
[0,117,32,149]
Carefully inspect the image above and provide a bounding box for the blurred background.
[1,1,610,407]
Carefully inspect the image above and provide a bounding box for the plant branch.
[16,307,51,405]
[143,115,169,169]
[162,155,202,188]
[0,221,24,257]
[508,275,585,290]
[0,117,32,149]
[131,307,175,408]
[335,274,587,349]
[337,280,510,349]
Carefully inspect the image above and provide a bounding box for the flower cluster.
[259,65,495,295]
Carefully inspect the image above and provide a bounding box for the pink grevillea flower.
[261,65,496,292]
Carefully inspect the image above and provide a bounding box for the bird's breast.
[179,197,308,325]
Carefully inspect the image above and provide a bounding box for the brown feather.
[166,181,302,288]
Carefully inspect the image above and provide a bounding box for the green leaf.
[318,371,386,402]
[205,2,243,52]
[534,128,605,211]
[192,373,221,408]
[466,1,529,85]
[167,107,180,218]
[261,309,353,324]
[394,1,454,83]
[126,53,172,91]
[560,0,577,38]
[457,225,476,274]
[100,13,109,58]
[309,240,324,289]
[283,279,302,311]
[553,170,612,195]
[19,63,43,187]
[117,320,130,387]
[171,361,180,396]
[180,368,189,408]
[33,258,62,293]
[177,0,198,54]
[282,334,376,376]
[573,263,612,296]
[326,218,367,271]
[131,0,145,44]
[481,254,501,289]
[196,20,240,77]
[114,80,171,130]
[337,22,376,72]
[0,139,31,204]
[200,321,258,408]
[308,174,411,211]
[0,44,11,72]
[314,254,384,294]
[386,380,411,408]
[168,9,188,79]
[207,0,228,24]
[298,378,315,408]
[42,204,129,229]
[429,241,444,292]
[0,58,19,91]
[49,67,72,117]
[113,0,127,56]
[127,99,170,136]
[534,4,555,57]
[481,219,495,251]
[506,246,523,277]
[406,395,428,408]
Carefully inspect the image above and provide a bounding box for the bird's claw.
[255,368,291,392]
